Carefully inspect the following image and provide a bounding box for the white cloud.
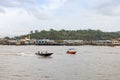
[26,0,68,19]
[0,7,5,13]
[0,0,34,7]
[42,0,67,10]
[0,0,68,19]
[1,0,120,37]
[95,0,120,16]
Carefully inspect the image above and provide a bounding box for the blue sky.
[0,0,120,37]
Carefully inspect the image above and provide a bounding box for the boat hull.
[35,52,53,57]
[66,51,76,54]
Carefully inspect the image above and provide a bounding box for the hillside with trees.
[14,29,120,40]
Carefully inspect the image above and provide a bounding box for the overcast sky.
[0,0,120,37]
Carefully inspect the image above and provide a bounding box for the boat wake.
[0,52,35,57]
[17,52,36,57]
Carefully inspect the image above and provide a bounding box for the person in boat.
[66,50,69,53]
[38,51,42,54]
[45,51,48,53]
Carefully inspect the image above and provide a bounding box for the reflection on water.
[36,56,53,59]
[0,45,120,80]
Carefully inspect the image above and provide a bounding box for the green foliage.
[14,29,120,40]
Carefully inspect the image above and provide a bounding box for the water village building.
[0,38,8,45]
[111,39,120,46]
[64,40,84,45]
[1,36,120,46]
[92,40,112,46]
[35,39,84,45]
[35,39,55,45]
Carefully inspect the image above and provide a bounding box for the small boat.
[66,48,76,54]
[35,51,53,57]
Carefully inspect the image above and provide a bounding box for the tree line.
[13,29,120,40]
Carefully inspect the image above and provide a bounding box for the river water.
[0,45,120,80]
